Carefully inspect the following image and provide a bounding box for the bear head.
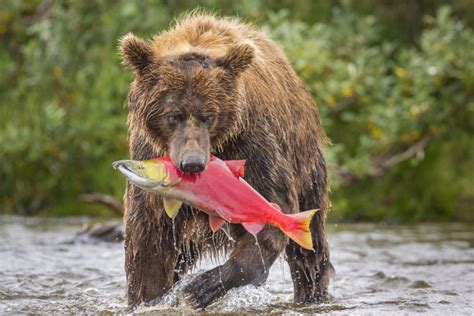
[120,33,254,173]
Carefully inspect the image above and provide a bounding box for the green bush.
[1,2,473,221]
[266,6,474,221]
[0,1,171,215]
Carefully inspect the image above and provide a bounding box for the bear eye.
[202,114,216,125]
[167,113,184,124]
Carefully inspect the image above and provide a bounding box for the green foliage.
[0,1,172,215]
[1,1,473,221]
[265,6,473,221]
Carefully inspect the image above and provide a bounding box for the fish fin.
[209,215,226,232]
[270,202,281,211]
[242,222,265,236]
[163,176,182,187]
[280,209,319,251]
[214,208,232,222]
[225,160,246,177]
[163,198,183,219]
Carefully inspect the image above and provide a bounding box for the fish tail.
[280,209,318,251]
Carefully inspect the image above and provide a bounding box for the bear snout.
[180,152,207,173]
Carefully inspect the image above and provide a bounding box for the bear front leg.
[125,187,180,308]
[183,226,288,309]
[285,210,335,303]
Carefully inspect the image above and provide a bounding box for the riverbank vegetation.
[1,1,473,221]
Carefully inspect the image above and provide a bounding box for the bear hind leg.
[285,209,335,303]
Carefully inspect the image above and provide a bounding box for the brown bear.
[119,13,334,309]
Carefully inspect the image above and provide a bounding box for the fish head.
[112,159,181,191]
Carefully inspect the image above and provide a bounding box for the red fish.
[113,155,317,250]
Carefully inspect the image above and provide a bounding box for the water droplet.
[253,234,267,275]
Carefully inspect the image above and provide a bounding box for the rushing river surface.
[0,216,473,314]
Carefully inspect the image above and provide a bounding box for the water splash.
[208,285,276,312]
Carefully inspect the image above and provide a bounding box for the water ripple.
[0,217,473,314]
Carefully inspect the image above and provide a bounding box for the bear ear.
[119,33,154,74]
[216,44,255,76]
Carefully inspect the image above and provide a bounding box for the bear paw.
[183,268,227,309]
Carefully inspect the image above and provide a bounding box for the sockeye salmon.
[112,155,317,250]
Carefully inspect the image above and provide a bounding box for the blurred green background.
[1,0,473,222]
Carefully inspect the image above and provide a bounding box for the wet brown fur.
[120,12,334,309]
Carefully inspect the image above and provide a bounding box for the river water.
[0,216,473,314]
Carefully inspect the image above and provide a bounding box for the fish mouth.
[112,160,164,189]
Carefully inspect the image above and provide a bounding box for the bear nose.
[180,154,206,173]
